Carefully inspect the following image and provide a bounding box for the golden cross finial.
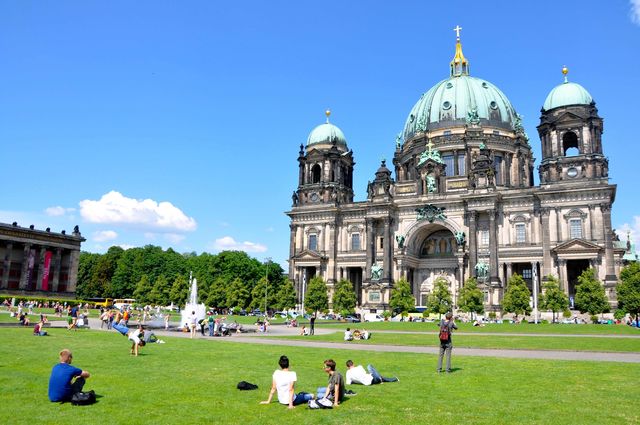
[426,140,435,153]
[562,65,568,83]
[453,25,462,39]
[325,109,331,123]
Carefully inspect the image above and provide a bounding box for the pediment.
[548,111,585,124]
[292,249,325,261]
[553,238,602,254]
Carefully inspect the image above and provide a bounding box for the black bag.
[71,390,96,405]
[237,381,258,390]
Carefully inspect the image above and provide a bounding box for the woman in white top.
[260,355,314,408]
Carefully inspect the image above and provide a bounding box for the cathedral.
[286,31,629,315]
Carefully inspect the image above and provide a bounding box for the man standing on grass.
[48,349,90,402]
[437,312,458,373]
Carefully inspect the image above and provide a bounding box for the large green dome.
[543,81,593,111]
[403,75,518,140]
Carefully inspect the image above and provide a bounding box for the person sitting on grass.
[33,320,48,336]
[345,360,398,385]
[317,359,345,407]
[48,349,90,402]
[344,328,353,341]
[260,355,314,409]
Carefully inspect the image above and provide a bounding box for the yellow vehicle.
[87,298,113,308]
[113,298,136,309]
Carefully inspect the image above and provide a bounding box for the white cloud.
[79,191,197,232]
[265,227,274,232]
[93,230,118,242]
[211,236,267,253]
[631,0,640,24]
[45,206,75,217]
[617,215,640,244]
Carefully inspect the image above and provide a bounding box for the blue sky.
[1,1,640,270]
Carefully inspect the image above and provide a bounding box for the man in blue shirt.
[48,349,91,402]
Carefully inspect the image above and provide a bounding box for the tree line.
[77,246,296,311]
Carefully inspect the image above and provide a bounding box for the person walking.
[437,312,458,373]
[309,314,316,336]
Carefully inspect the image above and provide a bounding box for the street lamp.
[264,257,271,318]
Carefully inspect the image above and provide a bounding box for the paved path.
[78,317,640,364]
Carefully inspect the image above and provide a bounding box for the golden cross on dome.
[426,140,435,153]
[453,25,462,39]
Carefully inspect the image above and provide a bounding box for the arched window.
[420,230,455,257]
[562,132,579,156]
[311,164,322,183]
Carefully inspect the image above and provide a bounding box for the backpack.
[439,321,450,342]
[71,390,96,406]
[308,398,333,409]
[236,381,258,390]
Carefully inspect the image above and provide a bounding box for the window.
[457,153,466,175]
[515,223,526,243]
[522,269,532,279]
[379,237,384,249]
[309,234,318,251]
[351,233,360,251]
[443,154,454,176]
[444,130,452,136]
[569,219,583,239]
[480,230,489,246]
[311,164,321,183]
[494,155,503,185]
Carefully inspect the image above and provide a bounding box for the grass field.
[1,327,639,425]
[273,331,640,352]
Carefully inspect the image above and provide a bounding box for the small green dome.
[403,75,518,140]
[543,81,593,111]
[307,122,347,148]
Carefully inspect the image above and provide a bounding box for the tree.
[304,276,328,314]
[539,275,568,323]
[575,268,609,319]
[148,275,170,306]
[332,279,357,316]
[275,280,297,311]
[458,277,484,320]
[502,273,532,320]
[389,278,415,317]
[133,275,153,304]
[169,274,190,306]
[618,262,640,326]
[426,277,452,319]
[226,277,250,309]
[206,277,229,309]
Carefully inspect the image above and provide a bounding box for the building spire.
[450,25,469,77]
[325,109,331,123]
[562,65,569,83]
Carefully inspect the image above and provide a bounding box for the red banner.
[42,251,52,291]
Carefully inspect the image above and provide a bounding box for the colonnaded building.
[0,222,85,296]
[286,32,634,314]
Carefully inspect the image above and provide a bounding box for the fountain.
[180,272,206,328]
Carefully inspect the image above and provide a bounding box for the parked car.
[363,313,384,322]
[345,315,361,323]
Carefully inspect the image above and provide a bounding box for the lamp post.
[264,257,271,318]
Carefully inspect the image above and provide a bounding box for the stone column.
[540,208,552,278]
[52,248,62,292]
[2,242,12,289]
[600,203,617,282]
[506,263,513,282]
[383,218,391,281]
[555,207,562,243]
[328,223,337,283]
[468,211,478,274]
[66,249,81,293]
[35,247,47,291]
[289,224,296,259]
[588,205,596,241]
[365,218,374,279]
[505,153,512,187]
[19,243,32,290]
[489,210,499,284]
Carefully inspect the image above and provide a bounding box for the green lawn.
[316,320,640,335]
[273,331,640,352]
[1,328,639,424]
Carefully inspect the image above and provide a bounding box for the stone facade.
[286,37,625,314]
[0,222,85,296]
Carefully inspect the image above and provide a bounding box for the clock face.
[310,192,319,202]
[567,167,578,178]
